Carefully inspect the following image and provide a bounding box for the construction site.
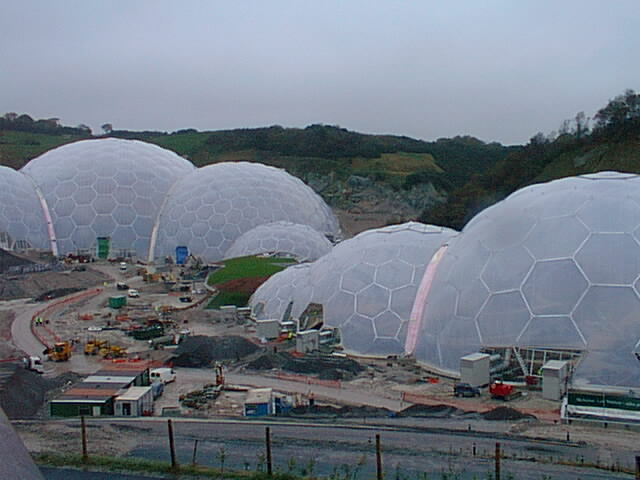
[0,139,639,478]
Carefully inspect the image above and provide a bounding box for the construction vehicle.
[23,356,44,374]
[489,380,521,401]
[47,341,71,362]
[84,338,108,355]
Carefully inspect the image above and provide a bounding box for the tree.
[573,111,590,139]
[101,123,113,134]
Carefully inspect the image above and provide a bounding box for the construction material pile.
[0,248,33,273]
[248,352,364,380]
[0,362,80,419]
[288,404,393,418]
[482,406,537,421]
[179,384,221,410]
[398,404,466,418]
[171,335,260,368]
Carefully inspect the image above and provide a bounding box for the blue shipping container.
[176,246,189,265]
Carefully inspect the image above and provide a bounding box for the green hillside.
[420,89,640,229]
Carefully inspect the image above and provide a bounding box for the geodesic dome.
[415,171,640,388]
[250,222,457,356]
[224,221,332,262]
[0,166,49,250]
[251,263,313,322]
[21,138,195,257]
[153,162,340,262]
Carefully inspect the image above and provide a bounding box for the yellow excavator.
[84,338,109,355]
[47,341,71,362]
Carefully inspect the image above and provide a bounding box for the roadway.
[54,417,633,480]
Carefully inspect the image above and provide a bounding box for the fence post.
[266,427,273,475]
[495,442,501,480]
[81,416,88,462]
[191,439,198,465]
[376,433,383,480]
[168,419,177,470]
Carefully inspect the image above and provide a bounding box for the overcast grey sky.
[1,1,638,145]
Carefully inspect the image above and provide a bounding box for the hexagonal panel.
[375,260,414,290]
[516,316,585,348]
[340,314,375,354]
[482,245,534,292]
[475,213,536,252]
[476,291,530,346]
[356,284,389,318]
[524,216,589,259]
[573,286,640,350]
[341,264,376,294]
[373,310,403,338]
[576,233,640,285]
[578,197,640,233]
[522,260,588,315]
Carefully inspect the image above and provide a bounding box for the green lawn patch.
[207,291,251,309]
[207,256,295,286]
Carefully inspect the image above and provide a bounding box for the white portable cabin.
[459,352,490,387]
[114,386,153,416]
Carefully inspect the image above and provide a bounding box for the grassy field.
[207,291,252,308]
[207,256,295,286]
[0,130,86,169]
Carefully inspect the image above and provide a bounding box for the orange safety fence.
[31,288,103,349]
[276,372,341,389]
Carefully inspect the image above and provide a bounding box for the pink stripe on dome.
[404,244,448,355]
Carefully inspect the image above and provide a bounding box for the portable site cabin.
[244,388,273,417]
[95,364,151,386]
[114,386,154,416]
[49,386,119,417]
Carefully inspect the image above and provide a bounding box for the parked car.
[453,382,481,397]
[127,289,139,298]
[116,282,129,290]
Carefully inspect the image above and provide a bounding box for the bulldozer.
[84,338,109,355]
[47,341,71,362]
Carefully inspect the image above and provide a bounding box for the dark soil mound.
[0,248,33,273]
[288,404,393,418]
[247,353,282,370]
[483,406,537,421]
[0,362,82,419]
[35,287,82,302]
[282,353,364,380]
[398,404,465,418]
[171,335,261,367]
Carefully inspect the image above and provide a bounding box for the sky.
[1,1,639,145]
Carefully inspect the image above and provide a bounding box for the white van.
[150,367,176,384]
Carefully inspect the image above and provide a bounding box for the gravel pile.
[0,362,81,419]
[171,335,260,367]
[483,406,537,421]
[288,404,393,418]
[398,404,466,418]
[0,248,33,273]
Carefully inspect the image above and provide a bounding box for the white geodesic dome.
[251,263,313,322]
[21,138,195,257]
[250,222,457,356]
[415,171,640,388]
[0,166,49,250]
[153,162,340,262]
[224,221,332,262]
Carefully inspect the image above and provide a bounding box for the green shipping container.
[96,236,110,259]
[109,295,127,309]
